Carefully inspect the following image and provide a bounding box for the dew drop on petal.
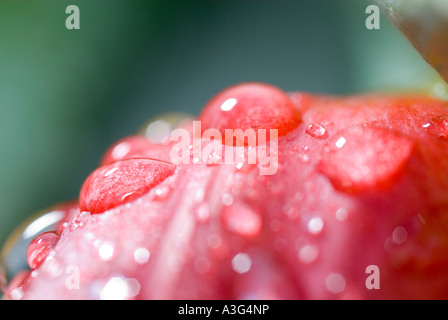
[133,247,150,265]
[79,158,176,214]
[199,83,301,146]
[306,123,327,138]
[325,273,346,294]
[232,253,252,274]
[307,217,324,235]
[98,242,115,262]
[298,244,319,264]
[99,276,139,300]
[195,204,210,223]
[335,137,346,149]
[26,231,60,270]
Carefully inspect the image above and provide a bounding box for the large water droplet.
[79,158,176,214]
[26,231,60,270]
[318,126,414,193]
[98,276,140,300]
[199,83,301,146]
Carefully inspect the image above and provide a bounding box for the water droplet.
[325,273,346,294]
[4,270,29,300]
[231,253,252,274]
[299,154,310,164]
[99,276,140,300]
[195,204,210,223]
[199,83,301,146]
[335,208,348,221]
[80,158,176,214]
[319,127,414,193]
[133,247,150,265]
[270,219,282,232]
[97,241,115,262]
[425,116,448,139]
[307,217,324,235]
[1,202,75,281]
[298,244,319,264]
[306,123,327,138]
[26,231,60,270]
[152,185,172,201]
[223,202,262,236]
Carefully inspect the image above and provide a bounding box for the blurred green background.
[0,0,437,247]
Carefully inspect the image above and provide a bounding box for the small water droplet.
[306,123,327,138]
[335,137,346,148]
[99,276,140,300]
[26,231,60,270]
[231,252,252,274]
[335,208,348,221]
[319,127,414,193]
[425,116,448,139]
[133,247,150,265]
[299,154,310,164]
[195,204,210,223]
[152,185,172,201]
[97,242,115,262]
[223,202,262,236]
[298,244,319,264]
[325,273,346,294]
[111,141,131,161]
[307,217,324,235]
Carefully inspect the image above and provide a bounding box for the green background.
[0,0,436,247]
